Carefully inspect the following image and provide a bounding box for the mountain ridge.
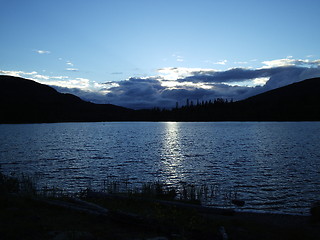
[237,77,320,120]
[0,75,131,123]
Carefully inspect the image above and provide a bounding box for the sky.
[1,0,320,109]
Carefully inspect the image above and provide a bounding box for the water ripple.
[1,122,320,215]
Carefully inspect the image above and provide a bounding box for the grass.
[0,171,223,239]
[81,177,241,207]
[0,168,241,206]
[0,170,19,193]
[1,170,320,240]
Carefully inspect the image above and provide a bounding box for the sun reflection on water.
[160,122,186,186]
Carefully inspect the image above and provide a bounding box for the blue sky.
[1,0,320,109]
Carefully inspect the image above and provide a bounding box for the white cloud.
[66,61,74,66]
[66,68,79,71]
[33,74,50,80]
[204,59,228,65]
[262,58,320,68]
[40,77,92,90]
[158,67,191,80]
[157,67,216,81]
[0,70,37,77]
[172,53,184,62]
[160,80,212,90]
[0,70,96,91]
[234,61,248,65]
[65,61,79,71]
[51,76,69,80]
[215,60,228,65]
[262,58,296,68]
[34,50,51,54]
[253,77,269,86]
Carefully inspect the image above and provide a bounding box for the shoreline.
[0,167,315,217]
[1,192,319,240]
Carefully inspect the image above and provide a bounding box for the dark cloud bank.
[53,65,320,109]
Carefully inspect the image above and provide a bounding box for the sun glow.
[158,67,216,81]
[160,80,213,90]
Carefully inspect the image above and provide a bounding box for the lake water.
[1,122,320,215]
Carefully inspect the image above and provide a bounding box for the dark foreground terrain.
[1,192,320,240]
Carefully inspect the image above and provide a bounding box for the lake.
[1,122,320,215]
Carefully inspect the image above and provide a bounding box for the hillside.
[134,77,320,121]
[0,75,131,123]
[236,77,320,120]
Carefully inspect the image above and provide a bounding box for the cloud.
[214,60,228,65]
[98,76,257,109]
[43,77,92,90]
[234,61,248,65]
[261,58,320,68]
[204,59,228,65]
[1,57,320,109]
[103,77,167,109]
[66,61,74,66]
[98,58,320,109]
[111,72,123,75]
[172,54,184,62]
[65,61,79,71]
[34,50,50,54]
[179,68,262,83]
[0,70,97,92]
[66,68,79,72]
[158,67,215,81]
[174,59,320,88]
[0,70,37,77]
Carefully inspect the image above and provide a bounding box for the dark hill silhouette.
[243,77,320,104]
[134,77,320,121]
[0,75,131,123]
[236,77,320,120]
